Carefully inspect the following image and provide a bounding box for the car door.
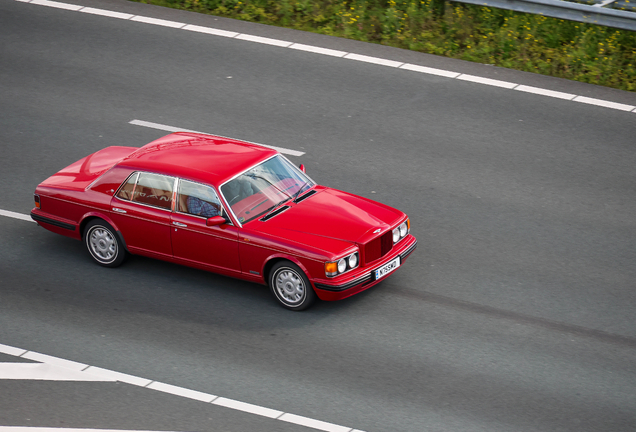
[170,179,240,276]
[110,171,174,258]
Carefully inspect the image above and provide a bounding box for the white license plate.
[375,256,401,280]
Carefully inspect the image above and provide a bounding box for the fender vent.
[260,205,290,221]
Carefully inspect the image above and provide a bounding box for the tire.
[269,261,316,311]
[84,219,127,268]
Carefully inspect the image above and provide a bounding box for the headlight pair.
[392,219,410,244]
[325,252,359,277]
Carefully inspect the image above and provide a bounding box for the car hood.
[253,187,404,245]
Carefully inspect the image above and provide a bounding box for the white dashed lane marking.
[128,119,306,157]
[16,0,636,113]
[0,209,35,222]
[0,343,365,432]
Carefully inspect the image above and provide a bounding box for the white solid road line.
[79,7,134,20]
[399,63,460,78]
[456,74,518,89]
[0,342,365,432]
[289,43,347,57]
[183,24,238,38]
[147,381,217,403]
[128,119,306,157]
[235,33,292,47]
[29,0,80,11]
[0,363,115,382]
[130,15,185,29]
[343,53,403,68]
[16,0,636,113]
[515,85,576,100]
[573,95,636,111]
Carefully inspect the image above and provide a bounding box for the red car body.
[31,133,417,310]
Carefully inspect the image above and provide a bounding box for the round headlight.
[392,228,400,243]
[348,253,358,269]
[337,258,347,273]
[399,222,408,238]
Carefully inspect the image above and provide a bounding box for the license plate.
[375,256,400,280]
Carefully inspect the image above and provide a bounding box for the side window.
[116,172,175,209]
[132,173,174,209]
[177,180,223,219]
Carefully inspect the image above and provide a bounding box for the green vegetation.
[134,0,636,91]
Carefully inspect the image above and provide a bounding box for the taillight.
[34,194,40,209]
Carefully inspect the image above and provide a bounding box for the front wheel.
[269,261,316,311]
[84,219,127,267]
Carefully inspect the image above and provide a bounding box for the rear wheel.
[84,219,127,267]
[269,261,316,311]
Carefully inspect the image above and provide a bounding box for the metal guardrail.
[451,0,636,31]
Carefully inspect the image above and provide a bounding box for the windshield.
[220,155,314,224]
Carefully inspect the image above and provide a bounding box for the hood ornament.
[373,228,382,234]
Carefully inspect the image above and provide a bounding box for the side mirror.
[206,215,226,226]
[299,164,306,173]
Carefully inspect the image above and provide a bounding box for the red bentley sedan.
[31,133,417,310]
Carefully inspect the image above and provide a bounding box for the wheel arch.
[262,254,314,288]
[79,213,129,253]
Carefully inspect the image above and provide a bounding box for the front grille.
[364,232,393,265]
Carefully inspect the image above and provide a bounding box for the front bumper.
[312,235,417,301]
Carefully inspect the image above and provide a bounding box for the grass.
[132,0,636,91]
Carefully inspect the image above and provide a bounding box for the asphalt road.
[1,1,635,431]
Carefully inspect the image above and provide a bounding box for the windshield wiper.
[261,198,290,220]
[292,182,312,203]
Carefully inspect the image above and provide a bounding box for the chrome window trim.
[130,172,140,201]
[114,171,139,201]
[171,177,179,212]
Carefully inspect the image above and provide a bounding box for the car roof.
[116,132,279,186]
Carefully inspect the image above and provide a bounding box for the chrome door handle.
[172,221,187,227]
[112,208,127,214]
